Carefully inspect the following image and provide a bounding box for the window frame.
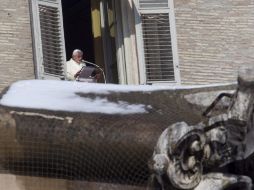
[30,0,66,80]
[134,0,180,85]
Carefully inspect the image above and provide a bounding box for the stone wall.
[0,81,235,189]
[0,0,34,91]
[175,0,254,85]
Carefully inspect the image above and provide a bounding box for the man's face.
[73,53,83,64]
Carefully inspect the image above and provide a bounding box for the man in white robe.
[66,49,86,80]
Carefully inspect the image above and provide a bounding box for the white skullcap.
[72,49,83,56]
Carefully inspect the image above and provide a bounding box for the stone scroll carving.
[149,67,254,190]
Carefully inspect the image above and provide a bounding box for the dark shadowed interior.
[62,0,95,63]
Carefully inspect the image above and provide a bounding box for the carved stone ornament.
[149,66,254,190]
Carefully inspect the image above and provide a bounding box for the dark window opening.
[62,0,119,84]
[62,0,95,63]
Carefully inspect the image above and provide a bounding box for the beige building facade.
[0,0,254,91]
[175,0,254,85]
[0,0,35,91]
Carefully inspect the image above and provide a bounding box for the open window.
[61,0,95,64]
[135,0,180,84]
[31,0,119,83]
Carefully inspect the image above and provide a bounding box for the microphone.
[81,60,107,84]
[81,60,99,68]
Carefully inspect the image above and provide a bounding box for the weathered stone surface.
[184,90,234,116]
[0,174,145,190]
[149,67,254,190]
[0,81,235,189]
[195,173,252,190]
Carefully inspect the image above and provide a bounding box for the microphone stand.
[81,60,107,84]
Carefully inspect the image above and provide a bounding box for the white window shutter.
[135,0,180,84]
[31,0,66,79]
